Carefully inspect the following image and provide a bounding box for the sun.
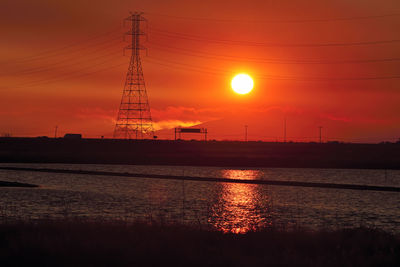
[231,73,254,95]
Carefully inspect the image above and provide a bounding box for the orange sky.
[1,0,400,142]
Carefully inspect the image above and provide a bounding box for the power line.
[2,35,125,79]
[11,34,123,65]
[4,50,122,77]
[11,58,126,88]
[145,56,400,81]
[149,27,400,47]
[5,23,400,82]
[148,41,400,65]
[13,26,123,63]
[5,18,400,89]
[146,56,228,76]
[1,34,124,80]
[147,12,400,23]
[9,53,400,88]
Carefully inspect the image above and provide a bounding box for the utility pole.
[284,117,287,143]
[54,125,58,138]
[319,126,323,143]
[114,12,154,139]
[244,125,248,142]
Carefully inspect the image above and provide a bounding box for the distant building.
[174,127,207,141]
[63,133,82,140]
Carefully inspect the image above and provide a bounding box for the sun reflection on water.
[210,169,272,234]
[221,169,261,180]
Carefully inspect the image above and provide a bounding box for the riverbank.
[0,220,399,266]
[1,137,400,169]
[1,166,399,192]
[0,180,37,187]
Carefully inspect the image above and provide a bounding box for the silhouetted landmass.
[0,180,38,187]
[1,137,400,169]
[1,166,400,192]
[0,220,399,266]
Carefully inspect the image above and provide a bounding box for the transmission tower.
[114,12,154,139]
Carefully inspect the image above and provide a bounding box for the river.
[0,163,399,233]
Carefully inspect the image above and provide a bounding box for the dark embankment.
[1,137,400,169]
[0,180,37,188]
[1,166,400,192]
[0,220,399,266]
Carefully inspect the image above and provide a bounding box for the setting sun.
[231,74,254,95]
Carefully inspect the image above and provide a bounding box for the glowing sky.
[1,0,400,142]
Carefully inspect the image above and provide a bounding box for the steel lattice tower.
[114,12,154,139]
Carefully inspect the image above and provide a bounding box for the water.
[0,163,399,233]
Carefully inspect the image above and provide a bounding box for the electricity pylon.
[114,12,154,139]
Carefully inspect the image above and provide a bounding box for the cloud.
[320,113,352,123]
[72,106,206,132]
[153,120,203,131]
[151,106,222,122]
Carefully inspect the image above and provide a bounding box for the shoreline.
[1,137,400,170]
[1,166,399,192]
[0,180,38,188]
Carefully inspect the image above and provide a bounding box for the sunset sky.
[1,0,399,142]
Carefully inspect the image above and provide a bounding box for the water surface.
[0,163,399,233]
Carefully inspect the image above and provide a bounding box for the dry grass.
[0,219,399,266]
